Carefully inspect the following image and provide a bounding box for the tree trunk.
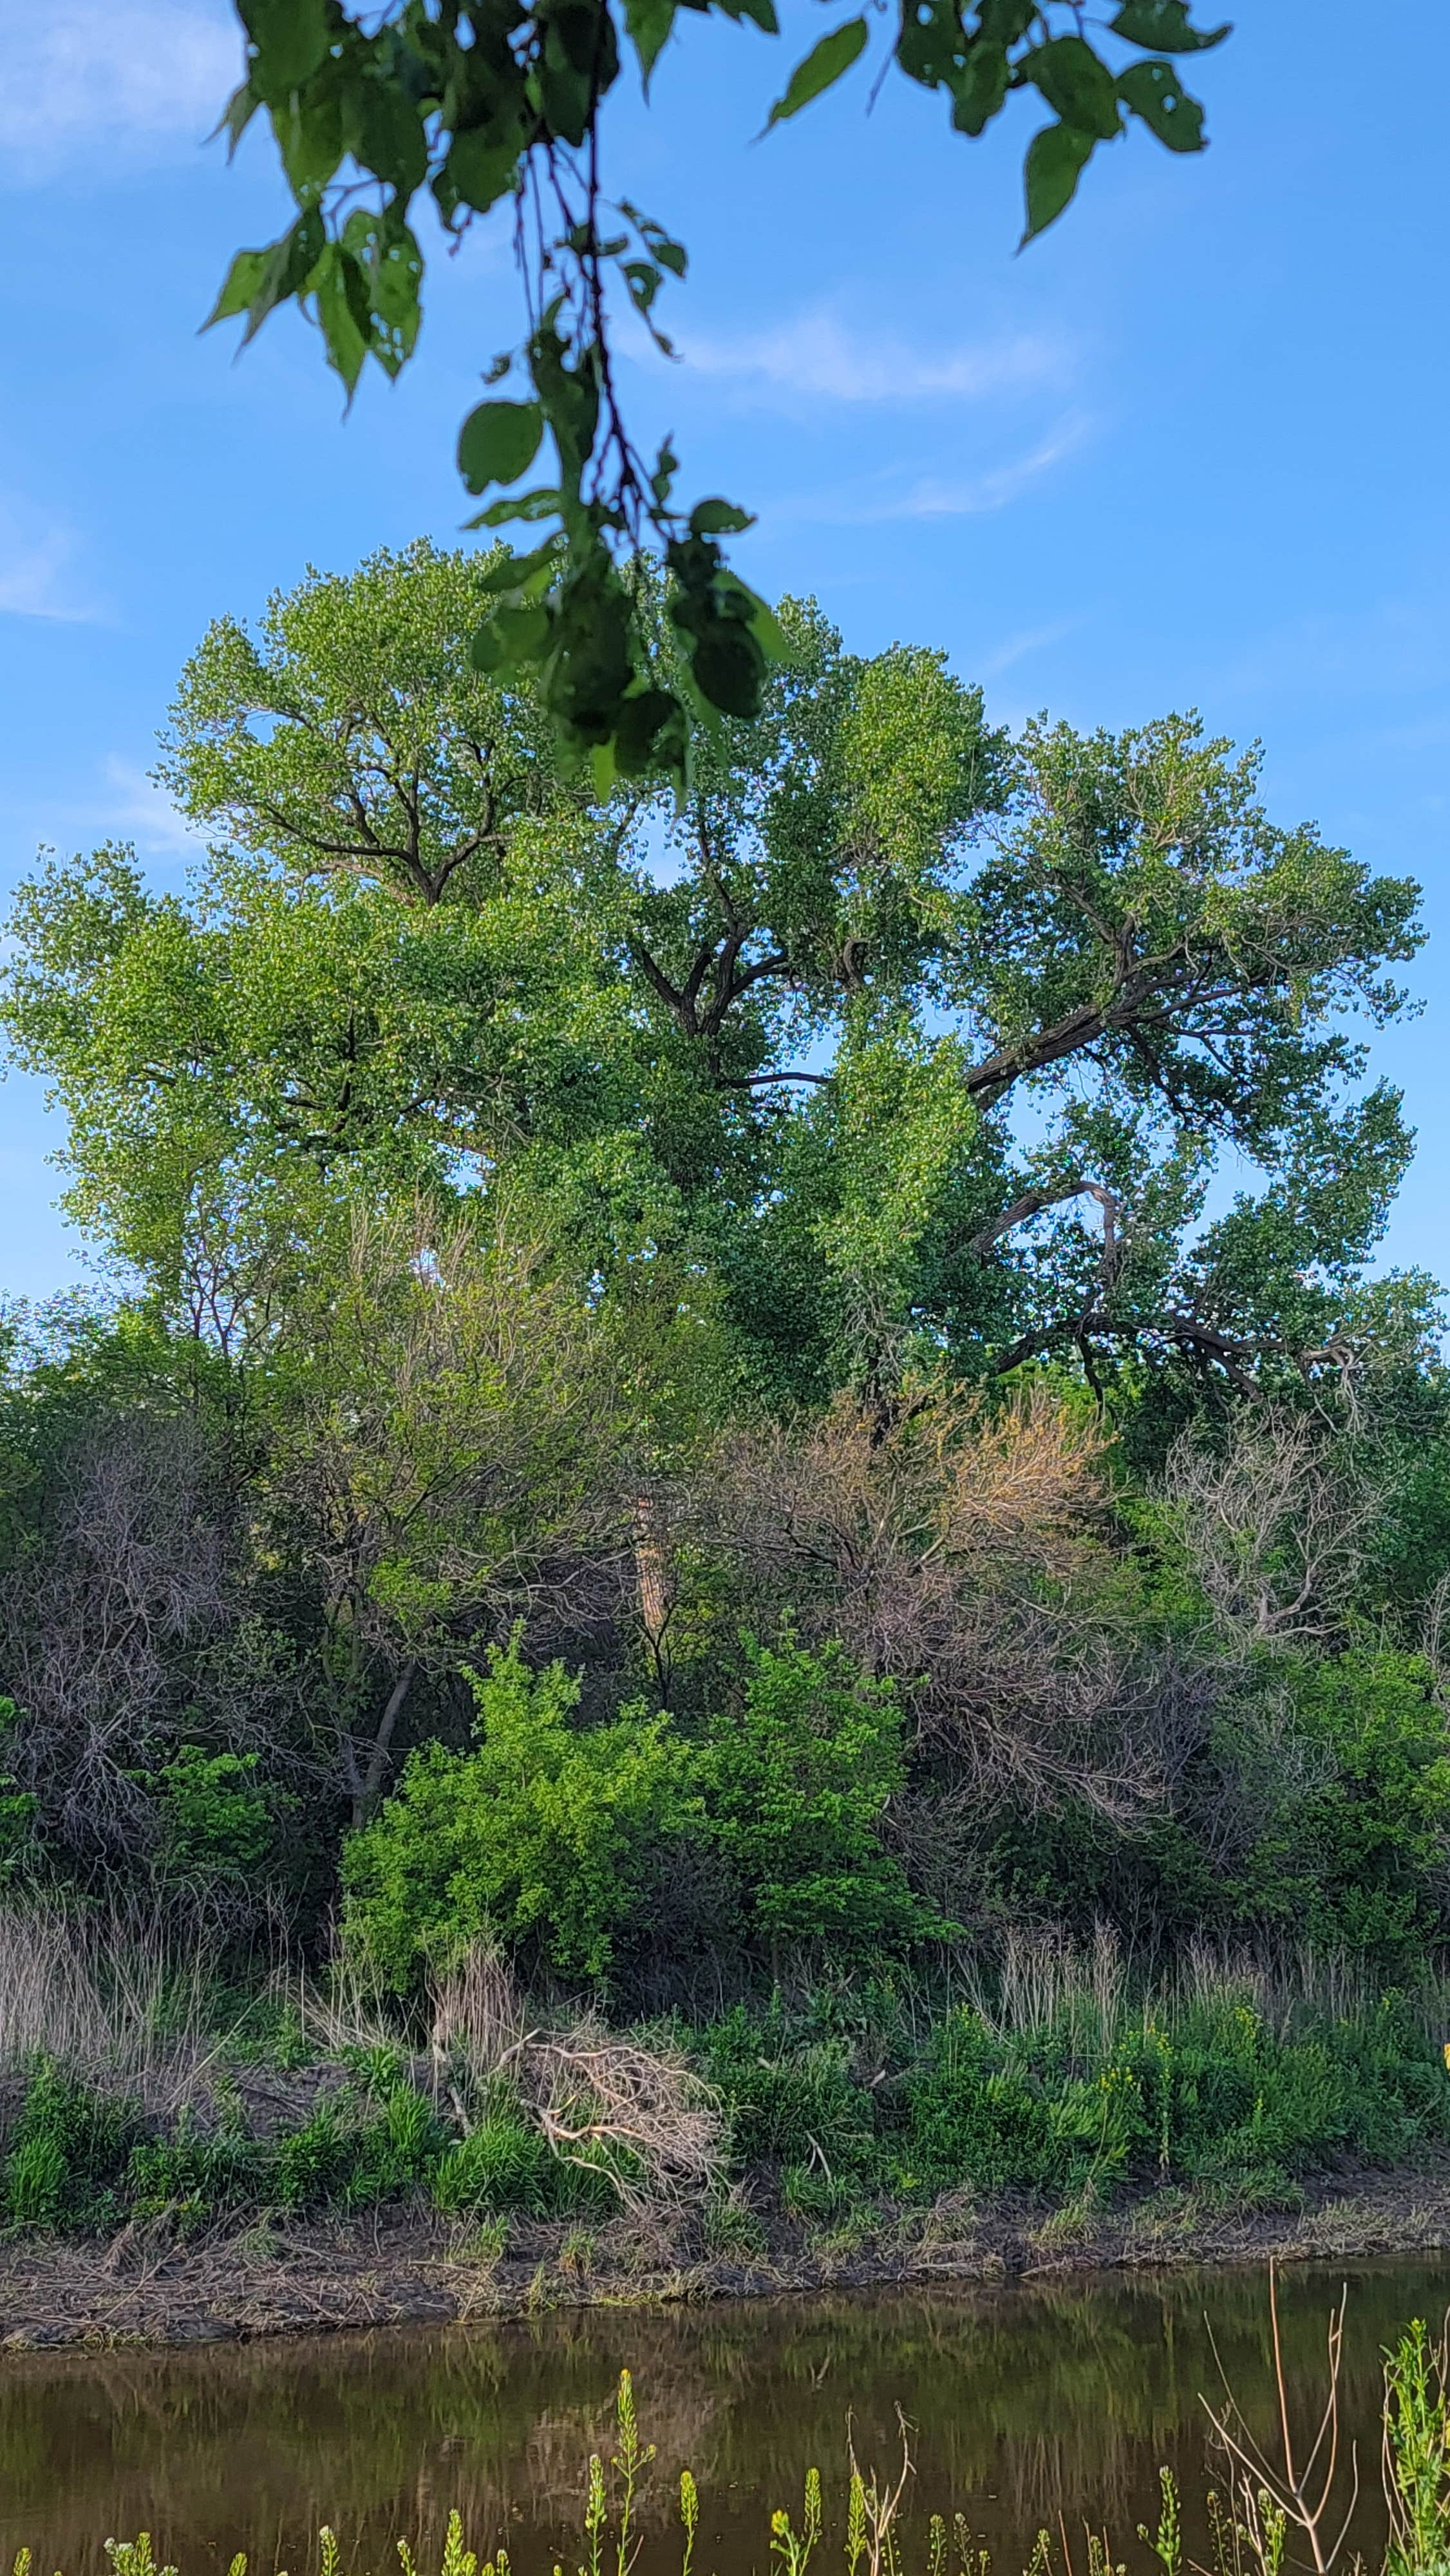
[353,1659,418,1828]
[634,1493,674,1703]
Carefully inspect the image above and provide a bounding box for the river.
[1,2261,1447,2575]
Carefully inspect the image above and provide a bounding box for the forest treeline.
[1,537,1449,2002]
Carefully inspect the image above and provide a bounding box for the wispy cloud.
[977,617,1084,679]
[774,413,1095,527]
[99,759,205,858]
[0,1,238,185]
[0,499,104,623]
[672,309,1072,410]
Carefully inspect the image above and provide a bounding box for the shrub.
[3,2058,136,2231]
[429,2090,555,2215]
[341,1631,701,1985]
[127,2108,268,2223]
[700,2005,880,2176]
[1234,1652,1450,1962]
[704,1638,943,1964]
[153,1745,275,1888]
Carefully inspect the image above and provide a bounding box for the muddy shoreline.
[4,2168,1450,2349]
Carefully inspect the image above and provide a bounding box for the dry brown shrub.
[429,1944,724,2209]
[1160,1406,1375,1651]
[700,1381,1160,1817]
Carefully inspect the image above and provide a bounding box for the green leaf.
[717,0,780,31]
[1022,37,1122,143]
[624,0,677,86]
[948,38,1008,137]
[612,686,683,777]
[354,78,429,195]
[623,260,662,316]
[458,399,546,494]
[1019,120,1096,244]
[315,245,370,399]
[720,574,800,665]
[270,87,344,193]
[474,537,562,598]
[692,622,765,719]
[235,208,326,343]
[1116,58,1207,151]
[238,0,332,100]
[762,17,868,130]
[462,487,563,529]
[1109,1,1231,52]
[343,211,424,375]
[977,0,1034,36]
[214,78,260,158]
[446,126,526,215]
[203,249,268,331]
[689,498,756,537]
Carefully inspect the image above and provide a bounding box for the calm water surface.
[2,2262,1449,2575]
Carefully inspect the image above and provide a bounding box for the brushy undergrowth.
[2,1913,1450,2240]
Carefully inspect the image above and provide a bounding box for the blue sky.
[1,0,1445,1302]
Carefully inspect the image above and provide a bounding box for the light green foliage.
[153,1747,274,1888]
[1384,2320,1450,2576]
[341,1631,701,1982]
[3,554,1422,1421]
[706,1638,941,1958]
[211,0,1229,781]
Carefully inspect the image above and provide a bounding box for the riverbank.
[6,2164,1450,2348]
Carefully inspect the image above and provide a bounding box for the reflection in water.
[1,2264,1448,2576]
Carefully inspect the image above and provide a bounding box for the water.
[1,2262,1448,2576]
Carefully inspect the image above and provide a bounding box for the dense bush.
[704,1638,943,1964]
[695,1979,1450,2211]
[342,1633,699,1984]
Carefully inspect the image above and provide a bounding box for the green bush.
[3,2060,136,2231]
[152,1745,276,1888]
[700,2005,880,2176]
[127,2108,268,2223]
[1234,1651,1450,1961]
[341,1631,700,1985]
[429,2090,556,2215]
[704,1638,944,1963]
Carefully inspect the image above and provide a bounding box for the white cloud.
[977,618,1083,679]
[0,498,103,623]
[675,310,1070,409]
[0,1,239,185]
[774,412,1095,527]
[99,759,205,858]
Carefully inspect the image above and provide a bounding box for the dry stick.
[1201,2263,1360,2576]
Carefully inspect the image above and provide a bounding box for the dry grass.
[945,1921,1427,2057]
[0,1900,252,2113]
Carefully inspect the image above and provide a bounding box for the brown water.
[1,2263,1448,2576]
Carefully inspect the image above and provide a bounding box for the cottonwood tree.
[4,546,1425,1417]
[205,1,1232,778]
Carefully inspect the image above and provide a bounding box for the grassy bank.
[2,1911,1449,2274]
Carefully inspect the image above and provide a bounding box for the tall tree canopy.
[3,540,1427,1416]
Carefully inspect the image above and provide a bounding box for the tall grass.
[0,1902,265,2112]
